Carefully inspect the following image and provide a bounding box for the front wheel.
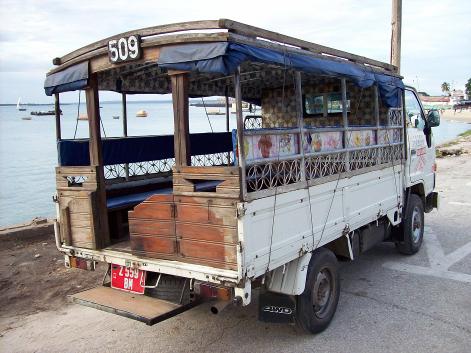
[296,248,340,334]
[395,194,424,255]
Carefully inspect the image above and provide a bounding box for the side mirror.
[427,109,440,127]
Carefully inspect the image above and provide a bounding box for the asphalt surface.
[1,152,470,353]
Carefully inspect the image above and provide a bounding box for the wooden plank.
[60,206,72,246]
[50,33,228,76]
[129,195,174,220]
[57,20,221,65]
[56,166,97,175]
[175,199,237,226]
[220,18,397,72]
[69,212,92,228]
[170,72,191,167]
[176,222,237,243]
[128,219,174,237]
[130,234,176,256]
[90,47,160,74]
[179,240,237,264]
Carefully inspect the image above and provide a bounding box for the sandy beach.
[441,109,471,124]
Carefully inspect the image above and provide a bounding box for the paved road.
[1,153,470,353]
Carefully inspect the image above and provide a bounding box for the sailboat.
[17,97,27,111]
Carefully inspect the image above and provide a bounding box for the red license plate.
[111,264,146,294]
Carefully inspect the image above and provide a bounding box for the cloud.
[0,0,470,103]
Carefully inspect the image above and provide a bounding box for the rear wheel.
[296,248,340,334]
[395,194,424,255]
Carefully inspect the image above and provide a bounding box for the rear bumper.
[62,244,241,286]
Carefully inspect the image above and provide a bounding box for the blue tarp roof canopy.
[158,42,404,108]
[43,41,403,107]
[44,61,89,96]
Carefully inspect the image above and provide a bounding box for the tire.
[296,248,340,334]
[395,194,424,255]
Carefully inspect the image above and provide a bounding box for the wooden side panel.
[173,166,241,198]
[128,194,239,270]
[56,166,109,249]
[129,194,177,260]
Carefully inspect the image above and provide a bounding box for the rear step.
[70,286,197,325]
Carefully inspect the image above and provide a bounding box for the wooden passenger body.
[49,19,403,272]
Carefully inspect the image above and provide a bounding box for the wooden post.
[294,71,306,183]
[225,87,230,132]
[341,78,350,172]
[122,93,128,137]
[225,86,231,165]
[86,75,104,167]
[234,67,247,199]
[170,71,191,167]
[122,93,130,180]
[391,0,402,73]
[54,93,61,141]
[85,74,109,248]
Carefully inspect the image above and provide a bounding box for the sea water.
[0,102,468,227]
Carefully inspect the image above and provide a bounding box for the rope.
[201,97,214,133]
[73,90,81,139]
[100,114,107,138]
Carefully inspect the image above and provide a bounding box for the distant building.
[418,94,450,108]
[450,89,465,105]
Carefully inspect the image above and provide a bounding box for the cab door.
[404,89,435,194]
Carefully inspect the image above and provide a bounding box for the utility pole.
[390,0,402,73]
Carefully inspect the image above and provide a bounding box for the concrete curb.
[0,218,55,241]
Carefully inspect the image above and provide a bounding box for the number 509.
[108,35,141,63]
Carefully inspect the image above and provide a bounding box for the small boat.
[21,117,32,120]
[78,114,88,121]
[30,110,57,116]
[136,110,148,117]
[17,97,27,111]
[207,109,226,115]
[113,115,120,119]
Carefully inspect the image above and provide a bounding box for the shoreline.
[440,109,471,124]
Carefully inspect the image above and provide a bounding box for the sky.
[0,0,470,104]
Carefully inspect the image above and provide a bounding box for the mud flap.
[70,286,197,325]
[258,291,296,324]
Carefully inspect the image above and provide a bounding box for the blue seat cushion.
[106,180,221,210]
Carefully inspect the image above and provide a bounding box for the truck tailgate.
[70,286,196,325]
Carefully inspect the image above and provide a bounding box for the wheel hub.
[312,269,332,317]
[411,206,422,243]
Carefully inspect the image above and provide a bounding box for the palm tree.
[441,82,450,96]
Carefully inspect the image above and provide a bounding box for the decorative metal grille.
[104,158,175,179]
[349,148,379,170]
[305,152,347,180]
[246,159,302,192]
[244,116,263,129]
[388,108,402,126]
[243,106,405,193]
[104,152,233,180]
[191,152,234,167]
[66,176,88,186]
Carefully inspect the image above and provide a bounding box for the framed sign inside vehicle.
[108,35,142,63]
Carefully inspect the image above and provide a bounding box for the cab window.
[404,90,425,131]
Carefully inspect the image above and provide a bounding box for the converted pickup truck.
[45,19,439,333]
